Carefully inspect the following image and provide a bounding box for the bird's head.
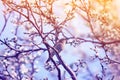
[58,39,66,44]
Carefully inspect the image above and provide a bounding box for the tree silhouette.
[0,0,120,80]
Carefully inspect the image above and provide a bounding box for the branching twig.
[44,41,77,80]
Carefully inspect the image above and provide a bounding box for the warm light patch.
[113,0,120,20]
[20,0,39,4]
[64,5,73,13]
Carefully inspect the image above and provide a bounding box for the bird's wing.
[54,43,63,52]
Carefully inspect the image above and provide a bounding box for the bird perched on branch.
[46,39,66,63]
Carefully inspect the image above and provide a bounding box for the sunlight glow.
[64,5,73,13]
[114,0,120,20]
[21,0,37,3]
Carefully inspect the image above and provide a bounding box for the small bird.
[46,39,66,63]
